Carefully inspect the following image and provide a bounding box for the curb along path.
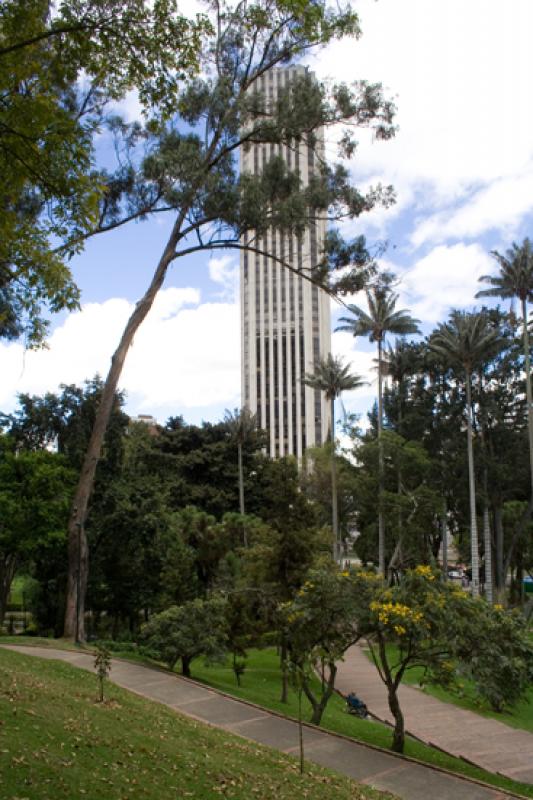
[336,644,533,786]
[2,645,519,800]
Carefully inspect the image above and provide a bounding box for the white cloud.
[208,255,239,302]
[399,243,493,324]
[0,289,240,417]
[113,89,143,123]
[411,171,533,247]
[311,0,533,224]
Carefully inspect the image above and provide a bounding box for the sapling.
[94,644,112,702]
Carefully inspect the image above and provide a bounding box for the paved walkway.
[1,645,521,800]
[336,644,533,786]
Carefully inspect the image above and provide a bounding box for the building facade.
[240,66,331,458]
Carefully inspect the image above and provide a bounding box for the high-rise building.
[240,66,331,458]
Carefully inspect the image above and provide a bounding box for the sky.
[3,0,533,426]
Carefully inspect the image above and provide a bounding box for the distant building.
[129,414,159,436]
[240,66,331,458]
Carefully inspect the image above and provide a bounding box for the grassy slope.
[191,647,533,799]
[366,644,533,734]
[3,638,533,797]
[0,648,392,800]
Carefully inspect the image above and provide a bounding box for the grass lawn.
[191,647,533,799]
[4,637,533,798]
[363,644,533,734]
[0,647,393,800]
[6,575,33,607]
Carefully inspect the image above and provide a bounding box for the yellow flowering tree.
[355,565,533,753]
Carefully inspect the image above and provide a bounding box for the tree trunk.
[483,504,493,603]
[377,338,385,576]
[301,660,337,726]
[0,553,17,628]
[465,372,480,597]
[522,296,533,501]
[376,634,405,752]
[298,688,304,774]
[396,401,403,570]
[388,685,405,753]
[330,396,339,562]
[63,230,182,640]
[481,465,494,605]
[182,656,192,677]
[494,505,504,592]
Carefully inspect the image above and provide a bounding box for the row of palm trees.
[303,237,533,592]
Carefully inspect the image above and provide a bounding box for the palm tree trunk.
[330,396,339,562]
[441,502,448,580]
[377,339,385,576]
[494,505,504,592]
[483,502,493,603]
[64,224,183,640]
[465,372,480,597]
[521,297,533,500]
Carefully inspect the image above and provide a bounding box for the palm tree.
[476,238,533,501]
[381,339,421,436]
[429,311,501,597]
[224,407,257,546]
[336,286,420,574]
[303,353,365,561]
[381,339,421,571]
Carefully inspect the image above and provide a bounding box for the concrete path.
[336,644,533,786]
[2,645,521,800]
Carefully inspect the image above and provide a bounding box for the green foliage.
[337,286,420,344]
[350,566,533,751]
[0,0,206,344]
[478,237,533,305]
[141,598,229,676]
[281,567,361,723]
[0,436,75,625]
[352,431,443,567]
[429,309,503,374]
[464,603,533,712]
[301,444,358,541]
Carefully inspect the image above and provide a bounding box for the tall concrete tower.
[240,66,331,459]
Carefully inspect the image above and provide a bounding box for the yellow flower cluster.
[358,570,380,581]
[370,600,424,632]
[413,565,435,581]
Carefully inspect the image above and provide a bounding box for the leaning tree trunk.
[301,660,337,726]
[377,339,385,576]
[465,371,480,597]
[330,396,339,562]
[377,635,405,753]
[521,296,533,501]
[63,224,184,640]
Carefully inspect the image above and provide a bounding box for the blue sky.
[2,0,533,426]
